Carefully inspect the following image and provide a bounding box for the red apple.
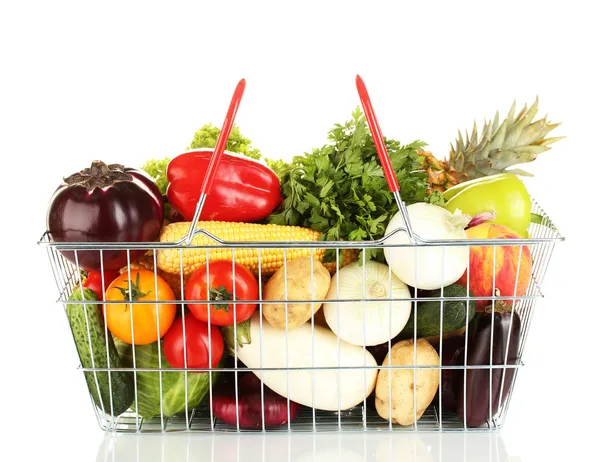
[458,223,533,310]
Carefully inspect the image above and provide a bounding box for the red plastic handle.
[355,75,400,194]
[199,78,247,197]
[184,78,246,245]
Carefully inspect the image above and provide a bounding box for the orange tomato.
[105,269,177,345]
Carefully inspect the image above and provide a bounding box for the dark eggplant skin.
[47,161,164,272]
[438,335,466,416]
[455,303,521,428]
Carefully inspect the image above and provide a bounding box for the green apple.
[443,173,531,237]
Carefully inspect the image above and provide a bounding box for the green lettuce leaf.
[187,123,262,160]
[115,339,222,420]
[140,157,170,196]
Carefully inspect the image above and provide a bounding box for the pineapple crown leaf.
[491,111,500,133]
[506,100,518,126]
[489,118,508,151]
[539,135,566,146]
[513,145,550,155]
[448,97,563,179]
[457,129,465,149]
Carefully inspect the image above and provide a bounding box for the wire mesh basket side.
[41,199,562,433]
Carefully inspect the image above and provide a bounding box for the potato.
[262,256,331,330]
[375,338,440,426]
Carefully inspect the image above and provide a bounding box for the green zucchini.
[398,284,477,340]
[66,287,134,416]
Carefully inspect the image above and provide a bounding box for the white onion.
[383,202,469,290]
[322,261,412,347]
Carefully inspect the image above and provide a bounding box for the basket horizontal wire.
[40,197,562,433]
[105,405,501,434]
[38,200,563,251]
[78,363,525,373]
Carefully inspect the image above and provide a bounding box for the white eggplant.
[223,312,378,411]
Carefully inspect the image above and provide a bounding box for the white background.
[1,1,598,460]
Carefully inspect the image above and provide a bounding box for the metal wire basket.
[38,78,564,433]
[38,197,562,433]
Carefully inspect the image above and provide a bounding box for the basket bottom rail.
[96,403,507,434]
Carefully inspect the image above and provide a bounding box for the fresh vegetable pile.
[50,98,560,429]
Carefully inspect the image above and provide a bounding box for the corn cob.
[157,221,327,277]
[120,252,190,299]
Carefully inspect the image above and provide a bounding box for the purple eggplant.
[455,301,521,428]
[47,161,164,271]
[438,335,466,416]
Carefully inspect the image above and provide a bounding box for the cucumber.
[398,284,477,340]
[66,287,134,416]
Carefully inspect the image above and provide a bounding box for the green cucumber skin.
[66,288,134,416]
[399,285,477,339]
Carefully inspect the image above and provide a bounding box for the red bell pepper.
[166,149,282,223]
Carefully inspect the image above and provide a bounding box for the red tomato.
[163,314,224,369]
[185,260,258,326]
[83,270,120,301]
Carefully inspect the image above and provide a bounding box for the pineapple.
[421,97,564,193]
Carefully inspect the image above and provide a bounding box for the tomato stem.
[115,272,151,302]
[210,286,235,311]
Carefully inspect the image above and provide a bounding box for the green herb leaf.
[349,228,368,240]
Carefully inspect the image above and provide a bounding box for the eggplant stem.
[63,160,133,190]
[483,289,513,314]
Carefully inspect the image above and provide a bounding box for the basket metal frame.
[38,196,563,434]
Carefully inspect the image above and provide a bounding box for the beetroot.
[212,372,301,428]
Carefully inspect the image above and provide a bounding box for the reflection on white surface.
[96,431,520,462]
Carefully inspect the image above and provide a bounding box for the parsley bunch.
[268,107,444,263]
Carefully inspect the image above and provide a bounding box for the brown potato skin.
[375,338,440,426]
[262,257,331,330]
